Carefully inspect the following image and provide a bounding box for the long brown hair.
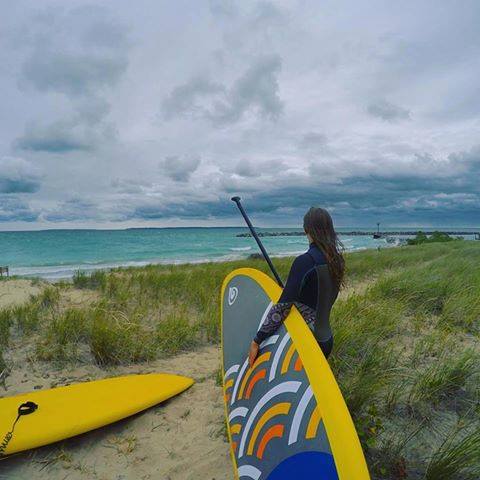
[303,207,345,289]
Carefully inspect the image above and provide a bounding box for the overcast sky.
[1,0,479,230]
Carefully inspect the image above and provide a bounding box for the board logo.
[228,286,239,306]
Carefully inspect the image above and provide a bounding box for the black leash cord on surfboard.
[231,196,284,288]
[0,401,38,458]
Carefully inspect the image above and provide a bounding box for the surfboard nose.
[0,373,194,456]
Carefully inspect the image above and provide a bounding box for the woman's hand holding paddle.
[248,341,259,367]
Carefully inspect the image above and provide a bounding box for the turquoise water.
[0,227,477,280]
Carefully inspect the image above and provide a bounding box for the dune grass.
[0,309,12,346]
[0,240,479,478]
[0,287,61,338]
[424,423,480,480]
[407,349,478,409]
[36,308,89,362]
[89,306,158,366]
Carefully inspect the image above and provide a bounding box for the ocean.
[0,227,477,280]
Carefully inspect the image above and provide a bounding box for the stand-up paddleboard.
[221,268,370,479]
[0,373,193,455]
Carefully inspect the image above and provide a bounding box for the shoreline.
[237,229,480,237]
[5,244,398,281]
[4,228,477,281]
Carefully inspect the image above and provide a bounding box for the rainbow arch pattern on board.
[221,268,370,480]
[224,330,337,479]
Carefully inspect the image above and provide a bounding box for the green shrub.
[11,302,41,333]
[408,350,478,408]
[0,347,6,373]
[441,265,480,333]
[156,310,198,355]
[35,286,60,309]
[370,422,425,479]
[407,231,457,245]
[330,294,404,357]
[89,308,156,366]
[329,295,403,419]
[3,286,62,336]
[198,304,220,343]
[36,308,89,362]
[334,338,397,419]
[425,423,480,480]
[409,330,455,367]
[73,270,107,290]
[0,309,13,346]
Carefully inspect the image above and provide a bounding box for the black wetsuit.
[254,243,338,358]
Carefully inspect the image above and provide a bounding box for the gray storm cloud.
[367,100,411,122]
[21,49,127,96]
[209,54,283,125]
[160,156,202,183]
[162,54,283,126]
[16,120,95,153]
[0,157,42,194]
[162,78,226,120]
[14,6,129,154]
[0,1,479,228]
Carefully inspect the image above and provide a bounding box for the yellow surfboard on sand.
[0,373,193,455]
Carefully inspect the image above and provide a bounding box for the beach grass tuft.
[36,308,89,362]
[73,270,108,290]
[89,306,157,366]
[0,309,13,346]
[36,286,60,309]
[156,308,198,356]
[370,421,426,479]
[407,349,478,409]
[11,302,42,333]
[424,423,480,480]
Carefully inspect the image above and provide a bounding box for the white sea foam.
[11,255,247,281]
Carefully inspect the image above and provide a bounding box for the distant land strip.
[236,231,479,238]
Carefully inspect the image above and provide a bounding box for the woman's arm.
[253,253,312,345]
[248,254,313,366]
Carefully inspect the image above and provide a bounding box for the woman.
[248,206,344,367]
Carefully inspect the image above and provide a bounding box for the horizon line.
[0,225,479,234]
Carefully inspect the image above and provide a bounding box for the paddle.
[231,196,284,288]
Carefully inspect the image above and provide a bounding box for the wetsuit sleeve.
[254,254,312,344]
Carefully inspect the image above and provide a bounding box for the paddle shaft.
[231,196,284,288]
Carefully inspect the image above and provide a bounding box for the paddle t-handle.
[231,196,284,288]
